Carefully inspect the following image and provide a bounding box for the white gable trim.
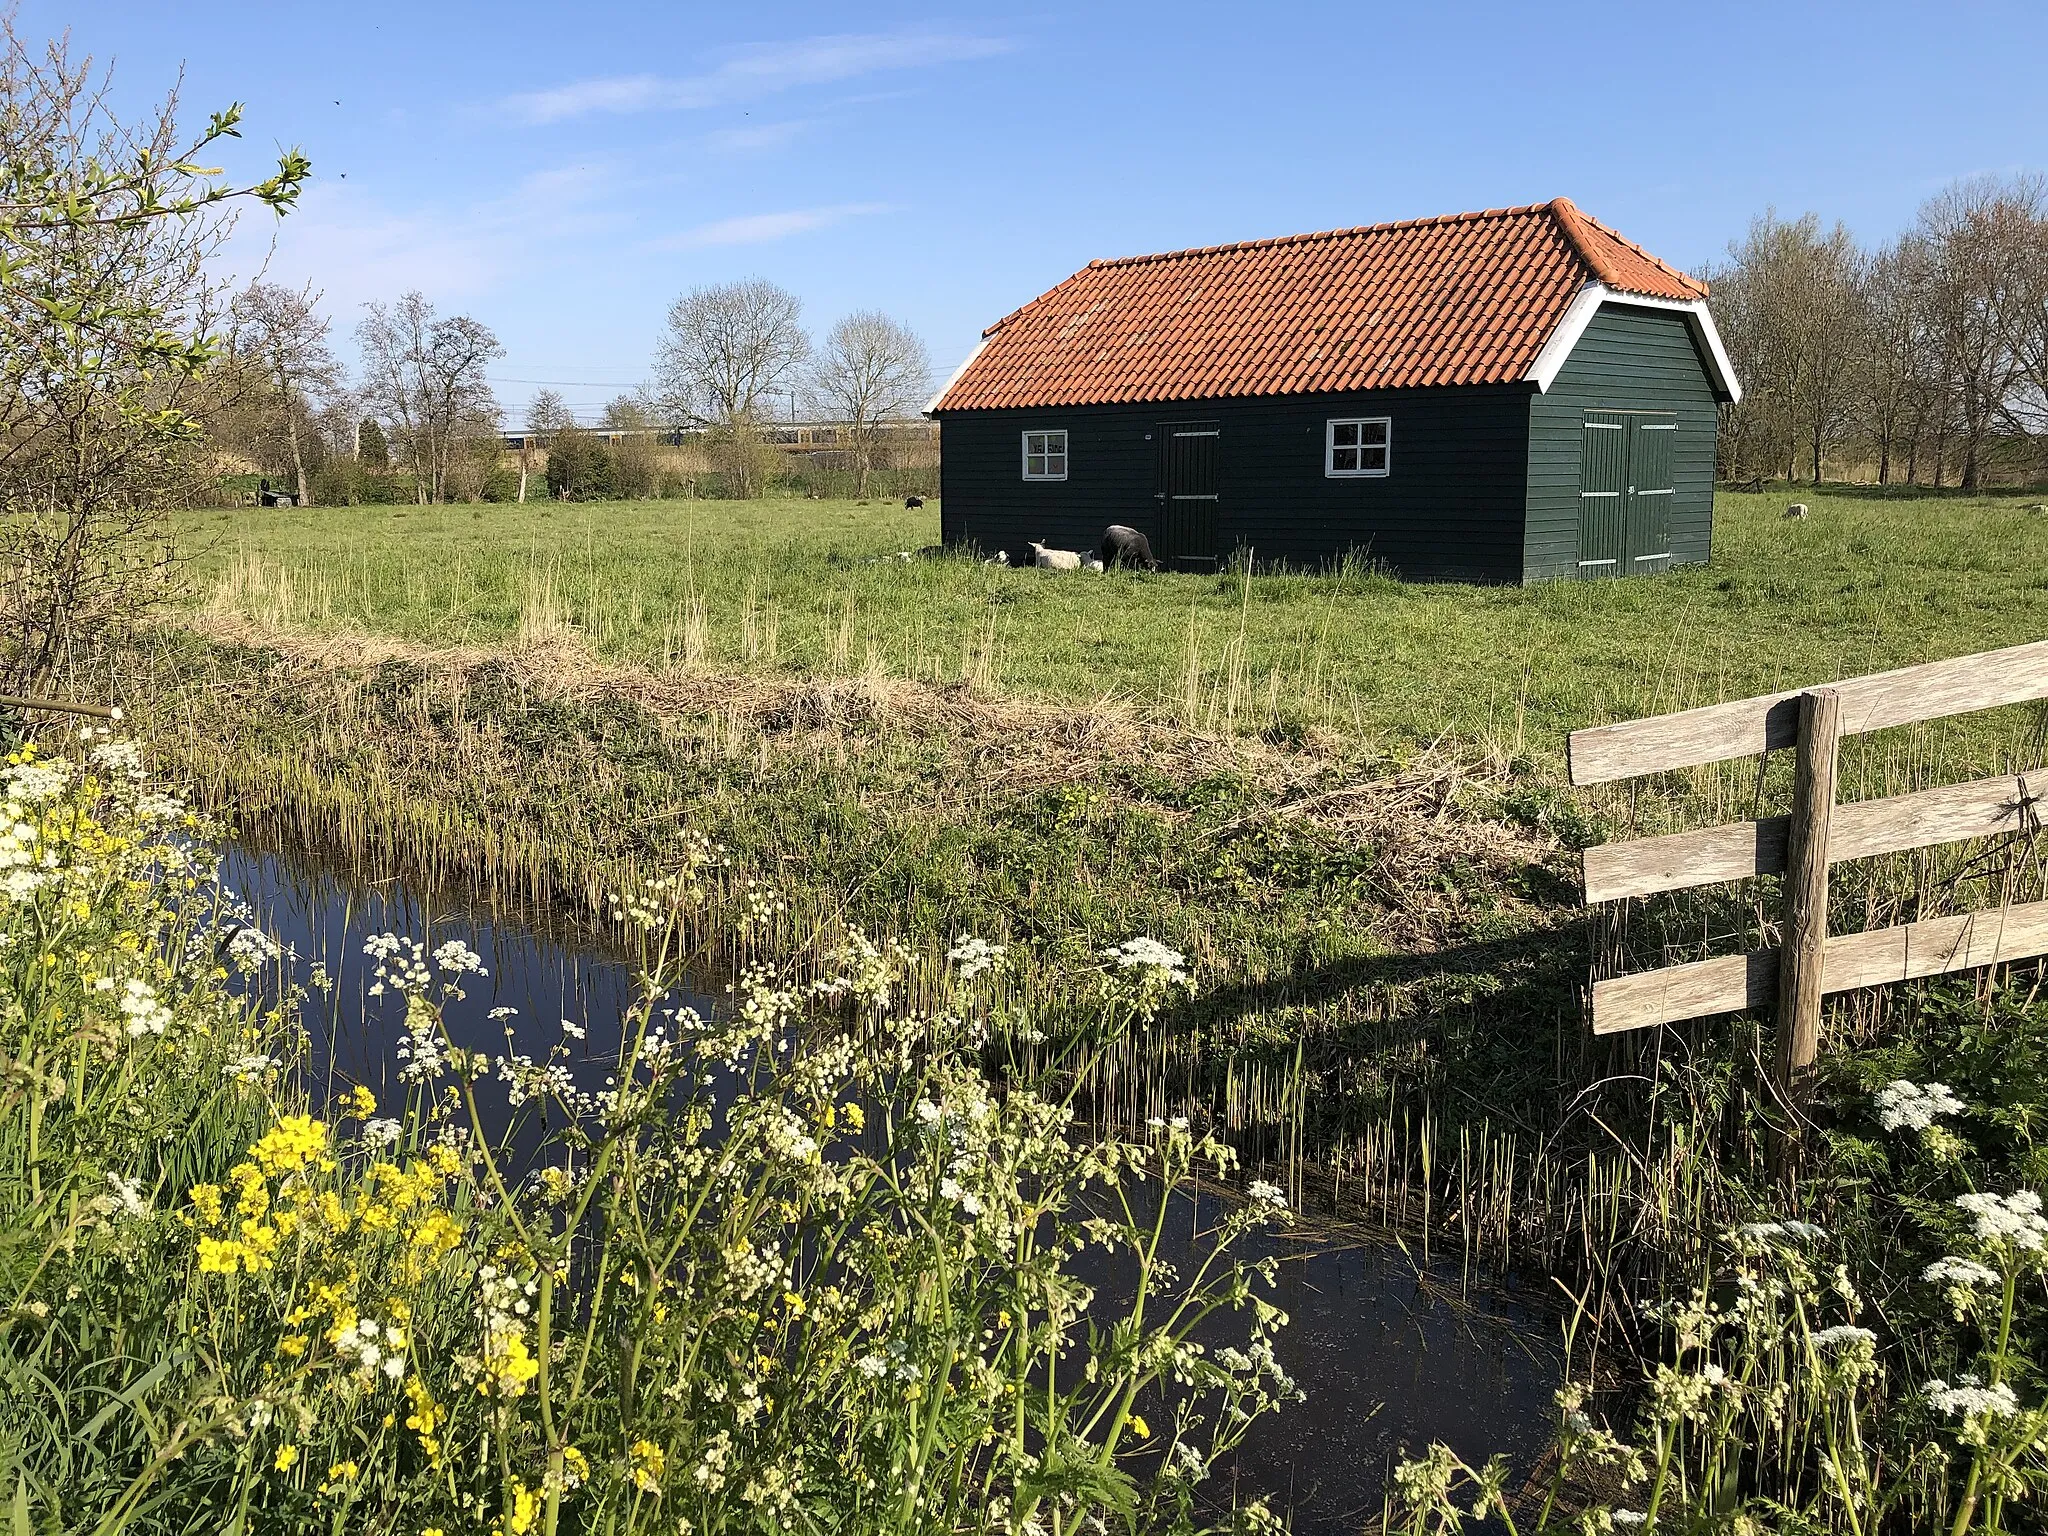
[923,336,990,417]
[1524,284,1742,404]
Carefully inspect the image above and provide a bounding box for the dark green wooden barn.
[927,199,1740,583]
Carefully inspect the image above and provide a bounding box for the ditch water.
[223,840,1562,1533]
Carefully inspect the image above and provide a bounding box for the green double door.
[1577,410,1675,577]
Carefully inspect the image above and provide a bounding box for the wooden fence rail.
[1569,641,2048,1103]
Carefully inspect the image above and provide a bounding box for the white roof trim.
[1524,283,1742,403]
[923,336,990,416]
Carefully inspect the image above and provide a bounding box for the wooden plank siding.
[937,386,1532,583]
[1523,303,1721,583]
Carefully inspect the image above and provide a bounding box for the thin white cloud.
[705,119,809,155]
[504,30,1011,124]
[213,163,634,319]
[649,202,890,250]
[217,184,507,313]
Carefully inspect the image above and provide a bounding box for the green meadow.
[180,487,2048,761]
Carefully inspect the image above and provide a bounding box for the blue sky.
[30,0,2047,424]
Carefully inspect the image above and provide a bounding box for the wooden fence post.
[1775,686,1841,1114]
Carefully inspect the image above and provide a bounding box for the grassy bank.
[118,484,2048,1288]
[63,481,2048,1525]
[179,488,2048,759]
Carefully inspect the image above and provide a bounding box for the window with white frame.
[1022,429,1068,481]
[1325,417,1391,477]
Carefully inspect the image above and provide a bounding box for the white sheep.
[1028,541,1082,571]
[1082,556,1105,572]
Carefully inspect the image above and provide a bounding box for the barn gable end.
[1522,303,1725,583]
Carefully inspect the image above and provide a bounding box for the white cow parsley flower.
[1875,1079,1964,1132]
[1955,1190,2048,1253]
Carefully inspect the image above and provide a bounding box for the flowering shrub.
[0,741,1299,1533]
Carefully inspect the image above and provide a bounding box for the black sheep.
[904,494,924,510]
[1099,524,1161,570]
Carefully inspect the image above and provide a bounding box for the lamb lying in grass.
[1029,541,1082,571]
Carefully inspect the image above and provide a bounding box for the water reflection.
[218,841,716,1130]
[220,840,1559,1532]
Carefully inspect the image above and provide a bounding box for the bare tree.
[601,393,653,431]
[1711,212,1864,483]
[229,283,343,505]
[1995,193,2048,464]
[525,388,572,441]
[809,311,930,495]
[1917,176,2043,490]
[1857,237,1930,485]
[356,293,504,503]
[520,388,572,503]
[653,279,807,497]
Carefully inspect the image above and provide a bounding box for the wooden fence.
[1568,639,2048,1094]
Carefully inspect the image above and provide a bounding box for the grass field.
[132,480,2048,1300]
[180,487,2048,762]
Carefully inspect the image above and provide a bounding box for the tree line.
[1710,174,2048,489]
[217,277,931,507]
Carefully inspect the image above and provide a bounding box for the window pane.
[1361,445,1387,471]
[1025,454,1043,477]
[1332,422,1359,447]
[1361,421,1387,445]
[1332,447,1359,471]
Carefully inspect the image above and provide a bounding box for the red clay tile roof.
[931,199,1709,412]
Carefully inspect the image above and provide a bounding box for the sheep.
[1082,555,1105,572]
[1099,524,1161,570]
[1783,503,1809,519]
[904,495,924,510]
[1028,541,1082,571]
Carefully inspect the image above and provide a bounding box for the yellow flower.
[842,1102,865,1132]
[345,1084,377,1118]
[561,1444,590,1488]
[187,1183,224,1227]
[405,1376,446,1458]
[236,1219,281,1272]
[628,1439,665,1493]
[196,1236,243,1274]
[507,1478,540,1536]
[483,1331,540,1397]
[273,1444,299,1472]
[249,1115,329,1176]
[782,1290,805,1317]
[1129,1414,1151,1439]
[319,1460,359,1496]
[278,1335,308,1358]
[423,1529,446,1536]
[407,1212,460,1261]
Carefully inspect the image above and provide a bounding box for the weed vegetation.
[0,738,1302,1533]
[69,481,2048,1526]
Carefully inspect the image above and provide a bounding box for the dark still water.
[219,841,1560,1533]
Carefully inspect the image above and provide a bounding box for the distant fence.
[1569,640,2048,1101]
[498,421,940,455]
